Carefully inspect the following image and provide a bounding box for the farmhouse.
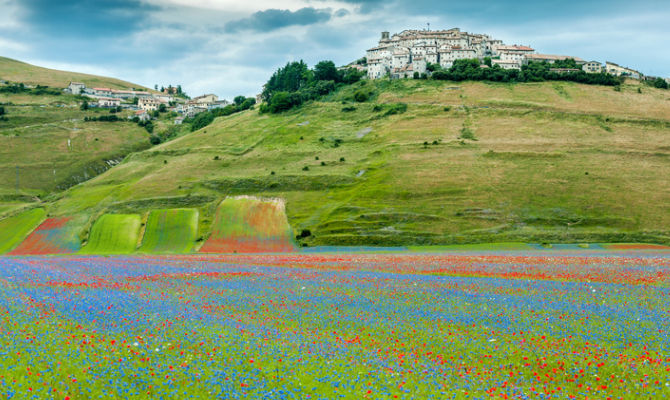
[97,97,121,108]
[582,61,603,74]
[132,110,151,122]
[65,81,85,95]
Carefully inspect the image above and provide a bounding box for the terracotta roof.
[526,54,584,62]
[497,45,535,52]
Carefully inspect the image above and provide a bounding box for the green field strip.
[79,214,141,254]
[0,208,46,254]
[138,209,199,254]
[408,242,535,252]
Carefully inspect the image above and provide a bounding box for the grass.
[79,214,141,254]
[0,56,149,89]
[0,208,45,253]
[2,77,669,248]
[138,209,199,254]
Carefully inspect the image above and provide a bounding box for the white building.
[525,54,585,65]
[97,97,121,108]
[582,61,603,74]
[65,82,85,95]
[138,97,162,111]
[605,62,641,79]
[365,28,530,78]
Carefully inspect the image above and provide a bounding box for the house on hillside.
[174,116,184,125]
[138,97,161,111]
[65,81,86,95]
[97,97,121,108]
[582,61,603,74]
[491,59,522,70]
[525,54,585,65]
[497,45,535,66]
[191,94,218,106]
[606,62,641,79]
[131,110,151,122]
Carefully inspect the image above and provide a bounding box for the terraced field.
[0,208,45,253]
[139,208,199,253]
[8,215,83,255]
[79,214,141,254]
[200,197,295,253]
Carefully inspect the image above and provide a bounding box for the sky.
[0,0,668,99]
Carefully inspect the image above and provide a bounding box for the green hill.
[0,57,148,89]
[36,78,669,246]
[0,58,155,210]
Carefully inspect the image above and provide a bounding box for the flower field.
[8,216,82,256]
[200,197,295,254]
[0,252,669,399]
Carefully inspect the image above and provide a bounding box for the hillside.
[0,59,154,216]
[25,78,669,248]
[0,57,148,89]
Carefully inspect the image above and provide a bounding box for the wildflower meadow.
[0,252,668,399]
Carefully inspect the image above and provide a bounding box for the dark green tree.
[314,60,339,82]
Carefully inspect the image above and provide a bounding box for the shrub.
[339,157,345,162]
[149,135,162,145]
[384,103,407,116]
[342,106,357,112]
[302,166,310,171]
[354,90,369,102]
[321,161,326,166]
[460,127,477,140]
[0,106,4,116]
[373,104,383,112]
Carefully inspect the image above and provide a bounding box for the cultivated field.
[79,214,142,254]
[139,209,199,254]
[0,252,668,399]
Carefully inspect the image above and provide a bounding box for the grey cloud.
[225,7,332,33]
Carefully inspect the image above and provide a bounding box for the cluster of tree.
[260,60,365,114]
[155,84,189,99]
[647,78,669,90]
[431,59,623,86]
[0,105,6,121]
[84,115,120,122]
[184,96,256,132]
[0,83,62,96]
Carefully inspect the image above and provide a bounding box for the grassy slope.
[0,208,45,253]
[46,79,670,246]
[138,209,199,254]
[0,61,152,208]
[0,57,147,89]
[80,214,141,254]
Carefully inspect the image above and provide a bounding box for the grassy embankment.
[0,208,45,253]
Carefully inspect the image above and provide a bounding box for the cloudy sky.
[0,0,668,99]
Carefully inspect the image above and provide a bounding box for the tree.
[314,60,339,82]
[261,61,311,101]
[159,103,167,113]
[483,57,492,67]
[269,92,294,113]
[0,106,4,116]
[80,101,89,111]
[233,95,246,106]
[653,78,669,89]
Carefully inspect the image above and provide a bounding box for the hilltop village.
[363,28,663,82]
[63,82,234,122]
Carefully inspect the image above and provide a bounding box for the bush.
[302,166,310,171]
[190,112,214,132]
[354,90,369,102]
[342,106,357,112]
[384,103,408,116]
[149,135,162,145]
[80,101,89,111]
[0,106,4,116]
[460,127,477,140]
